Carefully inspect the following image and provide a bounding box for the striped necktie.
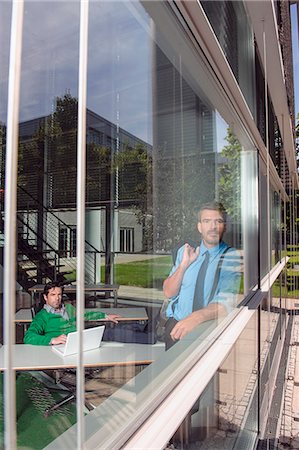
[193,251,210,311]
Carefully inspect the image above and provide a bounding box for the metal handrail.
[18,184,102,252]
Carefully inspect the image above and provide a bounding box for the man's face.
[197,209,226,248]
[43,287,63,310]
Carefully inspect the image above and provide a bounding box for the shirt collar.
[200,240,226,257]
[44,303,66,315]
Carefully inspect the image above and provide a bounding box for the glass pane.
[168,312,259,449]
[81,0,252,445]
[0,0,11,351]
[201,0,255,117]
[272,190,281,267]
[259,156,270,278]
[0,0,264,448]
[15,1,80,446]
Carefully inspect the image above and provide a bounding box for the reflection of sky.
[0,1,12,124]
[0,1,152,143]
[215,112,229,153]
[291,4,299,117]
[87,1,152,143]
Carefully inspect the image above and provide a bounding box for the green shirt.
[24,303,106,346]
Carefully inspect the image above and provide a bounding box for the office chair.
[29,297,96,416]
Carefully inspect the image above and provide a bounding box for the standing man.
[163,201,241,349]
[24,281,120,345]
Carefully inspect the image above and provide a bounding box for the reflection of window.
[59,226,77,257]
[58,228,68,257]
[70,227,77,257]
[120,227,134,252]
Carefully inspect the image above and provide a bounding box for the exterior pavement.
[279,310,299,449]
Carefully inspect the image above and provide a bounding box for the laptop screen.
[52,325,105,357]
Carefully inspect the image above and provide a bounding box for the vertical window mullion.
[76,0,89,447]
[4,1,24,448]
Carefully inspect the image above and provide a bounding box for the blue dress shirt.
[166,240,241,321]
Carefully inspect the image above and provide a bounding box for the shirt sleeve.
[67,303,107,321]
[165,246,184,317]
[84,310,107,320]
[66,303,107,323]
[209,249,242,311]
[23,312,52,345]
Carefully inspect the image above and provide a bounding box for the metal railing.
[1,184,103,285]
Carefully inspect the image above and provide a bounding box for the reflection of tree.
[18,93,78,207]
[153,127,242,252]
[218,128,241,223]
[53,93,78,132]
[86,144,111,203]
[114,143,153,251]
[153,149,216,252]
[17,93,155,251]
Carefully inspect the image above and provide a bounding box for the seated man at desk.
[163,201,241,350]
[24,281,120,345]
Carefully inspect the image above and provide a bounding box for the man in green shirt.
[24,281,120,346]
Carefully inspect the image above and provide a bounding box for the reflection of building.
[0,108,153,286]
[153,46,237,250]
[18,106,152,208]
[16,108,152,259]
[1,1,299,449]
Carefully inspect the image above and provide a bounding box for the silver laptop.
[52,325,105,357]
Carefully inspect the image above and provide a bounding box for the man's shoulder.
[221,245,242,271]
[222,246,240,257]
[65,302,76,314]
[34,308,48,321]
[221,241,238,253]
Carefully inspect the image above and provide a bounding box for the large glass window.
[0,1,290,449]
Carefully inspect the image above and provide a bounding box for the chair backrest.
[31,299,45,318]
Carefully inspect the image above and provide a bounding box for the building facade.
[0,0,298,449]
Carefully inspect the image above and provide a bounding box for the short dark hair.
[196,201,227,222]
[43,281,64,297]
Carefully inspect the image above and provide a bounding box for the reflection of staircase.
[0,186,102,291]
[17,214,69,290]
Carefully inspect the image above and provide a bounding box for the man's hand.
[170,303,227,342]
[106,314,121,323]
[180,244,200,270]
[170,312,202,342]
[50,334,67,345]
[163,243,199,299]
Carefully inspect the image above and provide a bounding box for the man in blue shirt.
[163,201,241,349]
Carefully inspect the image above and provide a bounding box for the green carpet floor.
[0,372,77,449]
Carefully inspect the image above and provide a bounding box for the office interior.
[0,0,298,449]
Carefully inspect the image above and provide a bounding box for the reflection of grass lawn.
[101,256,248,293]
[272,281,299,298]
[272,249,299,297]
[101,256,173,288]
[98,249,299,296]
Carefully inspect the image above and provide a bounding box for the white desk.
[0,342,164,371]
[15,307,148,323]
